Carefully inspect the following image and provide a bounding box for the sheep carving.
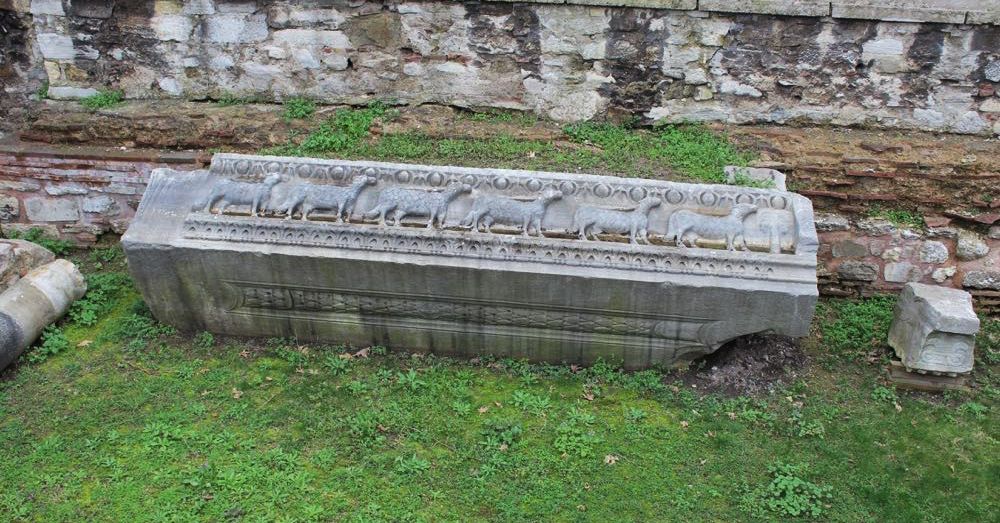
[572,196,661,244]
[279,175,376,221]
[200,173,283,217]
[666,203,758,251]
[461,189,563,236]
[364,182,472,228]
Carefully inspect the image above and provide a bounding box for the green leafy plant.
[80,89,125,110]
[741,463,833,518]
[69,272,132,326]
[510,390,551,415]
[819,296,896,359]
[323,355,351,376]
[193,331,215,350]
[296,103,391,155]
[3,227,73,256]
[283,97,316,120]
[27,326,70,363]
[37,80,49,100]
[554,407,602,458]
[216,92,251,106]
[397,369,426,391]
[394,454,430,475]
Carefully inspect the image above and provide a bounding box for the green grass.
[283,97,316,120]
[80,90,125,110]
[866,205,925,230]
[263,106,759,185]
[1,254,997,522]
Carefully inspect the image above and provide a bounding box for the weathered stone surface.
[82,195,120,216]
[36,33,75,61]
[918,241,949,264]
[123,154,819,369]
[888,283,979,375]
[832,240,867,258]
[29,0,63,16]
[814,213,850,232]
[963,270,1000,290]
[25,198,80,222]
[931,266,956,283]
[724,166,787,192]
[832,0,974,24]
[700,0,829,17]
[45,183,89,196]
[956,231,989,261]
[884,262,921,283]
[989,226,1000,240]
[0,239,55,290]
[855,218,896,236]
[0,259,86,370]
[837,261,879,281]
[0,195,19,220]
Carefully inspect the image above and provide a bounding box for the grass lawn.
[0,247,997,523]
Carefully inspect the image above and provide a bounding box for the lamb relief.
[572,196,661,244]
[199,173,283,217]
[365,182,472,228]
[279,175,376,221]
[460,189,563,236]
[666,203,758,251]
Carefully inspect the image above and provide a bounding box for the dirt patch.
[676,334,808,396]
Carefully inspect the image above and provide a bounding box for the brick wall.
[0,143,205,244]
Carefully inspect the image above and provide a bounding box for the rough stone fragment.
[37,33,75,61]
[700,0,828,16]
[724,166,786,191]
[931,266,956,283]
[856,218,896,236]
[272,29,351,49]
[837,261,879,281]
[205,13,268,43]
[926,226,958,239]
[963,270,1000,290]
[25,198,80,222]
[832,240,867,258]
[989,226,1000,240]
[30,0,63,16]
[832,1,971,24]
[956,231,989,261]
[123,154,819,369]
[719,80,762,98]
[0,195,18,220]
[182,0,216,15]
[918,241,949,264]
[69,0,114,18]
[0,239,55,290]
[48,86,100,100]
[82,195,120,216]
[888,283,979,375]
[814,213,850,232]
[153,15,193,42]
[884,262,921,283]
[45,183,89,196]
[0,260,87,370]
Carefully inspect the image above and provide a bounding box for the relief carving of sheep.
[460,189,563,236]
[364,182,472,228]
[199,173,282,217]
[279,175,376,221]
[572,196,661,244]
[666,203,758,251]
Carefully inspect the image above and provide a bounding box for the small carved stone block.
[888,283,979,375]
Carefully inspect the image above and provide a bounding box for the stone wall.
[1,143,996,310]
[0,1,44,133]
[15,0,1000,135]
[0,142,205,244]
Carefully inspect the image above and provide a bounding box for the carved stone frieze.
[123,154,819,368]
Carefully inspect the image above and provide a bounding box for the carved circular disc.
[462,173,479,187]
[559,180,577,196]
[266,161,282,174]
[629,186,647,202]
[699,191,718,207]
[296,164,313,178]
[362,167,378,179]
[593,183,612,198]
[493,177,511,190]
[330,166,346,181]
[427,172,445,187]
[665,189,685,205]
[234,159,252,175]
[770,195,788,210]
[395,170,412,183]
[524,178,543,192]
[736,193,755,204]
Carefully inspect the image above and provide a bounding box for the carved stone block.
[888,283,979,375]
[123,154,819,369]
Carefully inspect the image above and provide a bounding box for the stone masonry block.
[832,1,978,24]
[25,198,80,222]
[700,0,830,17]
[888,283,979,375]
[205,13,268,43]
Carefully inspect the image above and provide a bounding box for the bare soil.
[676,334,809,396]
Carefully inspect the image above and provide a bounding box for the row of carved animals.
[198,174,765,250]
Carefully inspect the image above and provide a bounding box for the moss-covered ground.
[0,245,997,522]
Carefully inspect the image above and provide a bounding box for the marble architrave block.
[122,154,819,369]
[888,283,980,375]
